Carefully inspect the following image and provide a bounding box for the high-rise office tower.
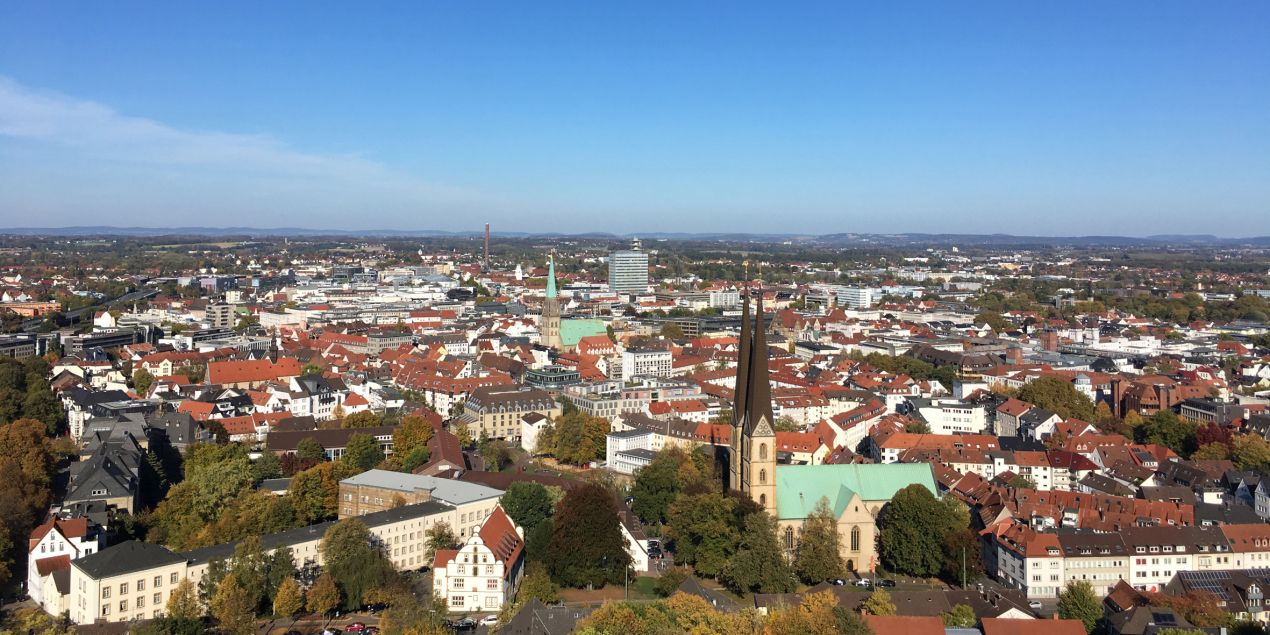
[609,238,649,296]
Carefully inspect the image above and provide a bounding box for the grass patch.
[634,576,658,599]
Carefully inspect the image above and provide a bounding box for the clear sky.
[1,1,1267,236]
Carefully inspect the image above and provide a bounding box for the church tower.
[729,288,777,514]
[542,255,563,350]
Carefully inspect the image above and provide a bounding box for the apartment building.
[622,348,672,379]
[204,303,235,329]
[562,377,703,421]
[338,470,503,539]
[460,385,560,441]
[69,542,189,625]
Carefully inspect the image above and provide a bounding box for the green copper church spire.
[546,254,557,299]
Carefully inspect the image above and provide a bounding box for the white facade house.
[29,519,105,617]
[622,348,672,380]
[916,400,987,434]
[432,506,525,613]
[606,430,657,475]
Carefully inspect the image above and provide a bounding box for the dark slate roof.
[73,541,186,580]
[501,598,596,635]
[675,576,740,612]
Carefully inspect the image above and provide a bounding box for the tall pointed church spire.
[747,288,773,432]
[546,254,557,299]
[732,286,751,425]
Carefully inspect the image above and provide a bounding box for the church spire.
[746,287,773,432]
[546,254,557,299]
[733,285,751,426]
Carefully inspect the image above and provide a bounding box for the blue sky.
[1,1,1267,236]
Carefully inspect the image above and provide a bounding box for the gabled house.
[28,518,105,616]
[432,505,525,612]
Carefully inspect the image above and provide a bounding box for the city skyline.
[1,1,1267,235]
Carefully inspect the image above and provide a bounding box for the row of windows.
[450,579,500,590]
[102,592,167,615]
[102,574,178,599]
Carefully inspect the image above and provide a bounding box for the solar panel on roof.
[1151,613,1176,626]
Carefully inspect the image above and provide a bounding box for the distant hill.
[2,226,1268,247]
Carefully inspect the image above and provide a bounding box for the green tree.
[229,535,269,612]
[501,482,555,534]
[392,415,435,459]
[519,561,559,604]
[833,605,876,635]
[547,483,632,588]
[556,395,580,416]
[630,450,687,525]
[877,484,963,577]
[296,438,326,461]
[794,497,847,584]
[773,415,801,432]
[1135,410,1198,456]
[272,577,304,620]
[660,322,685,339]
[400,446,431,472]
[342,433,385,471]
[719,511,797,594]
[454,421,473,447]
[251,451,283,482]
[861,589,897,616]
[666,491,739,577]
[484,439,513,471]
[132,368,156,396]
[320,519,396,609]
[267,543,296,604]
[1058,580,1102,634]
[942,604,976,628]
[974,311,1013,333]
[1233,434,1270,472]
[424,521,459,562]
[1017,376,1096,422]
[302,362,324,376]
[341,410,381,428]
[1009,475,1038,490]
[210,574,257,635]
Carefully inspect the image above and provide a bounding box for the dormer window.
[1137,547,1146,553]
[1163,546,1173,553]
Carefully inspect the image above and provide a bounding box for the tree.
[974,311,1012,333]
[556,395,579,416]
[484,439,513,471]
[252,451,283,481]
[1058,580,1102,634]
[424,521,459,562]
[547,483,632,588]
[1192,443,1231,461]
[1233,434,1270,472]
[631,450,687,525]
[341,411,381,428]
[654,566,690,597]
[1009,475,1038,490]
[861,589,897,616]
[320,519,396,609]
[773,415,801,432]
[210,574,257,635]
[229,535,269,612]
[719,511,797,594]
[1017,376,1096,422]
[167,577,202,620]
[501,482,555,534]
[400,446,431,472]
[273,577,304,620]
[1094,401,1113,423]
[942,604,976,628]
[392,415,435,459]
[302,362,324,376]
[1135,410,1198,456]
[660,322,684,339]
[296,438,326,461]
[306,574,341,626]
[666,491,739,577]
[833,606,876,635]
[519,561,559,604]
[905,418,931,434]
[342,432,384,471]
[267,543,296,604]
[877,484,964,577]
[133,368,156,396]
[454,421,473,447]
[794,497,847,584]
[941,529,985,587]
[0,524,12,585]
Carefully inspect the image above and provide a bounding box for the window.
[851,526,860,552]
[171,573,178,584]
[450,596,464,607]
[486,565,494,575]
[759,469,767,484]
[120,600,128,611]
[155,576,162,587]
[138,579,145,591]
[454,579,465,589]
[487,579,498,590]
[785,527,795,550]
[103,588,111,599]
[102,605,109,616]
[759,494,766,507]
[120,583,128,594]
[154,593,161,605]
[759,443,767,460]
[137,597,145,608]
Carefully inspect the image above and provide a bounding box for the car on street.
[855,579,872,586]
[346,624,365,631]
[832,579,846,586]
[453,618,477,631]
[364,628,380,635]
[479,615,499,626]
[1029,601,1043,610]
[877,579,896,587]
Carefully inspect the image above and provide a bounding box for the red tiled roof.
[208,358,304,385]
[34,555,71,577]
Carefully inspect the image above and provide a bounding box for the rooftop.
[341,469,503,506]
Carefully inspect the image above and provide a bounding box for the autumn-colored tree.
[306,574,342,626]
[424,521,459,562]
[272,577,304,620]
[1232,435,1270,472]
[288,460,359,521]
[166,577,202,620]
[341,411,381,428]
[210,574,257,635]
[518,561,559,604]
[1192,443,1231,461]
[1044,431,1068,451]
[1196,423,1234,453]
[794,497,847,584]
[392,415,435,460]
[861,589,896,616]
[1144,590,1234,628]
[0,418,56,487]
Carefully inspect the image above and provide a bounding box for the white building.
[915,399,987,434]
[29,518,105,617]
[622,348,672,379]
[606,429,657,474]
[432,506,525,613]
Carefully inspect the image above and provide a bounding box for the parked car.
[877,579,896,587]
[453,618,477,631]
[855,579,872,587]
[346,624,365,632]
[832,579,846,586]
[1029,601,1043,610]
[363,628,380,635]
[479,615,500,626]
